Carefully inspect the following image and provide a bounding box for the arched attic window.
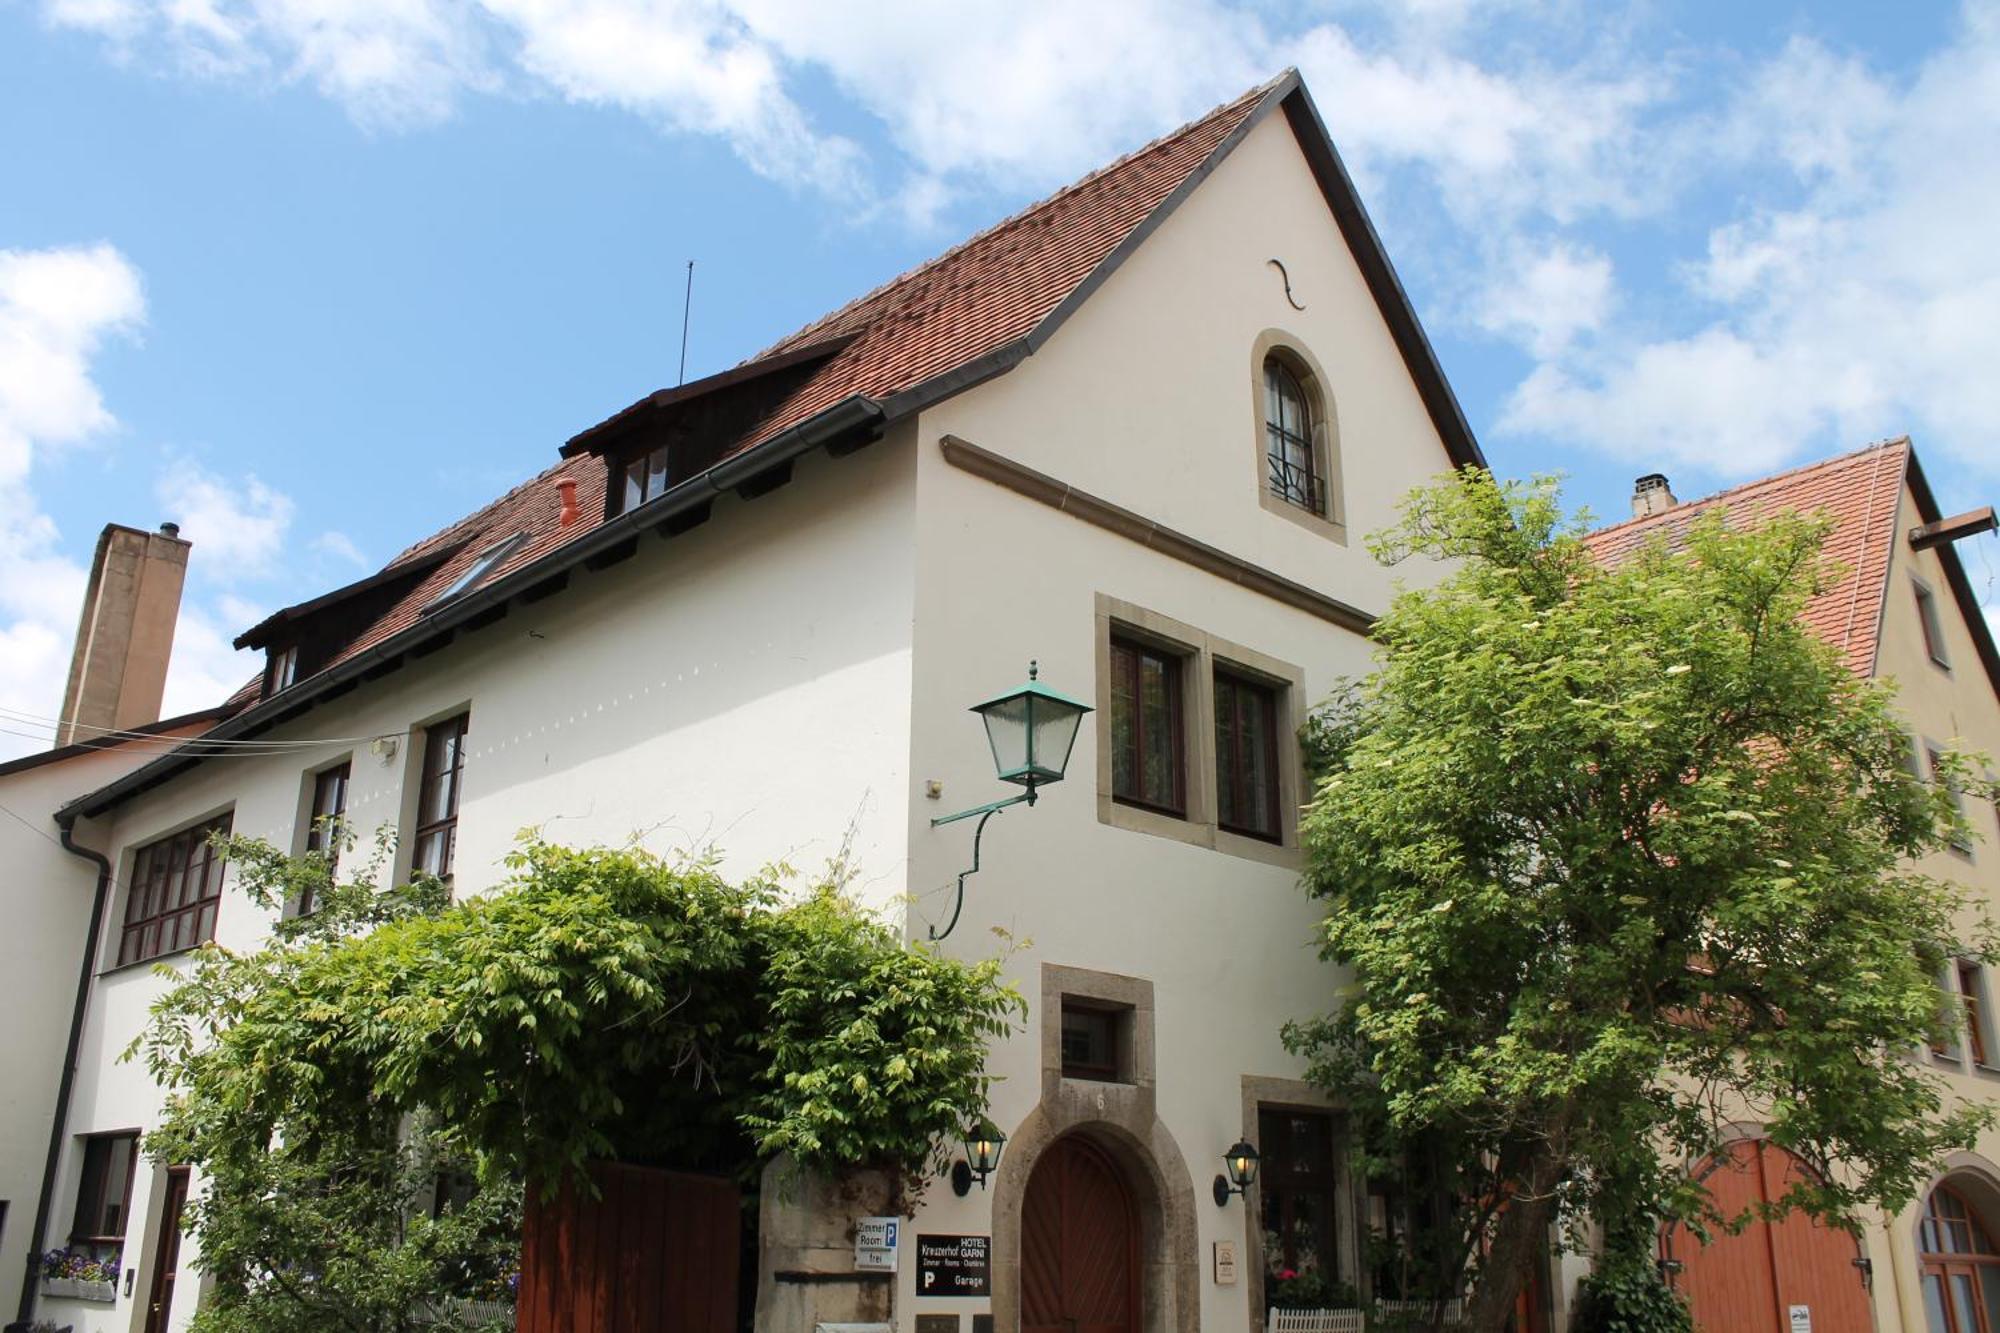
[1263,351,1327,517]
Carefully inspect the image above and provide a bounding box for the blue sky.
[2,0,1997,756]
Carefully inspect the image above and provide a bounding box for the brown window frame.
[1214,667,1282,842]
[1962,962,1990,1067]
[413,713,470,884]
[118,815,231,967]
[69,1131,140,1247]
[1915,577,1951,669]
[617,444,672,514]
[1059,999,1128,1083]
[299,762,351,915]
[1264,354,1324,516]
[1108,636,1186,817]
[1259,1107,1342,1285]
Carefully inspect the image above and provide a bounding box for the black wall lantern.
[1212,1139,1260,1207]
[953,1122,1008,1196]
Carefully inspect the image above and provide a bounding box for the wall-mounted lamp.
[1212,1140,1260,1207]
[1655,1257,1684,1286]
[952,1123,1008,1196]
[928,661,1092,941]
[1853,1256,1874,1288]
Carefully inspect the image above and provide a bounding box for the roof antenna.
[677,260,694,386]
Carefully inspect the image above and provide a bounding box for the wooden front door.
[1661,1140,1872,1333]
[1023,1136,1139,1333]
[143,1166,190,1333]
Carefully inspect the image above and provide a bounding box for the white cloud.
[313,529,368,567]
[156,461,297,576]
[1498,11,2000,479]
[1475,241,1614,359]
[0,244,146,758]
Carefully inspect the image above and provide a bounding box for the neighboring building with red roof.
[16,69,1489,1333]
[1588,445,2000,1333]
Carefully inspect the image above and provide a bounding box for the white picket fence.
[1269,1301,1467,1332]
[1269,1310,1365,1333]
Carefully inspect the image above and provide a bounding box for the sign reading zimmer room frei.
[855,1216,900,1272]
[917,1234,991,1297]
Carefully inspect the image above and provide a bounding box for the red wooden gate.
[1022,1136,1139,1333]
[516,1162,740,1333]
[1661,1140,1871,1333]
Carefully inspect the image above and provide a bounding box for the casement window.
[1096,598,1306,863]
[269,644,299,693]
[299,762,351,915]
[118,815,231,967]
[1915,578,1951,669]
[69,1133,139,1249]
[1962,962,1992,1067]
[1108,636,1186,816]
[1059,999,1130,1083]
[1930,745,1975,855]
[1215,668,1281,841]
[413,713,470,883]
[1259,1108,1341,1289]
[1935,963,1965,1060]
[1264,354,1324,516]
[620,445,672,513]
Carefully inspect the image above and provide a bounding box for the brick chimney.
[1631,473,1678,519]
[56,522,191,746]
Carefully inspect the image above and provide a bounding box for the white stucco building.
[6,69,1493,1333]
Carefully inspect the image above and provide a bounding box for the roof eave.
[1903,449,2000,700]
[61,393,889,824]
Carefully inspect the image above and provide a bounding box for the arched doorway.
[1919,1183,2000,1331]
[1022,1135,1139,1333]
[1659,1139,1871,1333]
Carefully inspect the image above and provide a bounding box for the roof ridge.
[750,71,1290,362]
[1586,436,1911,541]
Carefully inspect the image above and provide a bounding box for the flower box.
[41,1276,114,1301]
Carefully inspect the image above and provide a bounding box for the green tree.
[135,831,1022,1331]
[1287,470,1992,1332]
[136,830,519,1333]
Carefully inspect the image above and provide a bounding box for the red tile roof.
[233,77,1285,688]
[1584,440,1911,679]
[67,68,1486,819]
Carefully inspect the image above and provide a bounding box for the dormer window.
[620,445,671,514]
[269,644,299,693]
[425,533,528,612]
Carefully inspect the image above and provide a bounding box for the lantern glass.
[972,667,1092,789]
[964,1123,1007,1175]
[1224,1140,1260,1189]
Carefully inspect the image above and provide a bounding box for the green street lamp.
[928,661,1091,940]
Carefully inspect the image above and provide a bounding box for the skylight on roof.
[424,532,528,612]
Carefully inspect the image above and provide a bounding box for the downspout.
[10,818,114,1332]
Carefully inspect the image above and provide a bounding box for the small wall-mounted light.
[1212,1139,1260,1207]
[1656,1257,1684,1286]
[1853,1255,1874,1288]
[952,1122,1008,1196]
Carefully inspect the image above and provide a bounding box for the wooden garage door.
[1023,1136,1139,1333]
[1662,1140,1872,1333]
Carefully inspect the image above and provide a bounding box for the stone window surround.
[987,964,1199,1333]
[1093,593,1307,869]
[1250,329,1346,544]
[1238,1075,1360,1333]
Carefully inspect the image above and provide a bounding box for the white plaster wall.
[38,427,919,1333]
[895,110,1460,1333]
[0,736,209,1323]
